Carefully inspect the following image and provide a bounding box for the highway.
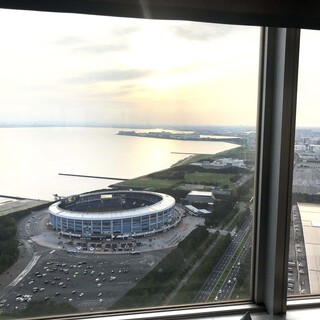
[193,215,253,303]
[217,232,252,301]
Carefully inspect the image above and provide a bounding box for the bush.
[173,233,232,304]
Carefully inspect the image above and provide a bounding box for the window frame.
[254,27,300,314]
[1,1,318,319]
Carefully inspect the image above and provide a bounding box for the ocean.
[0,127,238,200]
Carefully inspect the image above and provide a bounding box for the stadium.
[48,190,176,238]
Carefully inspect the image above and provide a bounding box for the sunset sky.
[0,9,317,128]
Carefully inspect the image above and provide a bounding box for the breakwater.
[59,173,128,181]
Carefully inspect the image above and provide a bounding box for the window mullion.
[254,27,300,314]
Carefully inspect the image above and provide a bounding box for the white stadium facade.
[48,190,176,238]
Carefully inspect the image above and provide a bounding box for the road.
[193,215,253,303]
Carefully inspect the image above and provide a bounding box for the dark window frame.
[1,1,319,319]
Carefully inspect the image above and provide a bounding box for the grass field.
[114,177,183,190]
[184,172,236,187]
[112,145,250,191]
[222,146,255,161]
[172,154,213,166]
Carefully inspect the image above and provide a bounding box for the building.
[185,204,211,216]
[49,190,176,238]
[191,158,246,170]
[308,145,320,155]
[185,190,216,203]
[211,187,233,199]
[297,203,320,294]
[295,145,307,152]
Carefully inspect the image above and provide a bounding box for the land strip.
[0,199,49,217]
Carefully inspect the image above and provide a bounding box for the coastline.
[0,199,50,218]
[117,130,243,144]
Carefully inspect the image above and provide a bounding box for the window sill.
[63,301,320,320]
[66,303,263,320]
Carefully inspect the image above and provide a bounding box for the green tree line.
[172,233,232,304]
[292,192,320,204]
[0,203,51,275]
[205,199,237,228]
[0,216,19,274]
[230,249,251,300]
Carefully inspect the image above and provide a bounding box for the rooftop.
[298,202,320,294]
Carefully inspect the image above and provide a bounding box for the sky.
[297,30,320,128]
[0,8,316,128]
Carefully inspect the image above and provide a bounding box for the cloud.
[73,43,129,54]
[110,24,141,37]
[54,36,86,46]
[78,84,140,101]
[70,69,152,84]
[170,22,236,42]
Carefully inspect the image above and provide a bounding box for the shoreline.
[117,130,243,144]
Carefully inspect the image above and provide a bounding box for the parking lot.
[0,205,204,315]
[293,162,320,194]
[2,249,168,313]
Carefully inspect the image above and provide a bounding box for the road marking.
[0,252,41,300]
[78,299,101,307]
[8,253,41,288]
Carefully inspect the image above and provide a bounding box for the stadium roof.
[187,191,213,197]
[49,191,175,220]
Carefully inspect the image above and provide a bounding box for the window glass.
[289,30,320,296]
[0,9,259,317]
